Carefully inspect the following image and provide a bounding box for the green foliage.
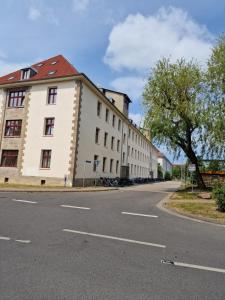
[164,171,171,180]
[207,160,222,171]
[157,163,163,179]
[206,35,225,157]
[213,182,225,212]
[143,58,205,157]
[172,165,181,179]
[143,36,225,188]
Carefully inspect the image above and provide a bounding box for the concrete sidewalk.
[0,186,118,192]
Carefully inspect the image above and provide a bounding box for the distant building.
[0,55,160,186]
[157,151,172,178]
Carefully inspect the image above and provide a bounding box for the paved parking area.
[1,181,225,299]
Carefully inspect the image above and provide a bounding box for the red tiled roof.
[0,55,79,85]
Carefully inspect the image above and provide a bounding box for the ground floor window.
[116,160,119,174]
[41,150,51,168]
[102,157,107,172]
[93,154,98,172]
[1,150,18,167]
[110,159,114,173]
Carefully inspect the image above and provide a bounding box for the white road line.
[173,261,225,274]
[0,236,11,240]
[15,240,31,244]
[12,199,37,204]
[63,229,166,248]
[121,212,158,218]
[60,205,90,210]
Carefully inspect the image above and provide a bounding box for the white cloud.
[110,76,146,100]
[104,6,213,71]
[129,112,144,126]
[28,1,59,25]
[0,60,29,76]
[73,0,91,12]
[28,6,41,20]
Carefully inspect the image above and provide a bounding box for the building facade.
[0,55,159,186]
[157,151,173,178]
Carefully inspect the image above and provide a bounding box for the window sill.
[0,166,17,168]
[4,136,21,138]
[43,135,54,137]
[39,168,50,170]
[7,106,24,109]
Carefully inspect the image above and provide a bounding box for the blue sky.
[0,0,224,163]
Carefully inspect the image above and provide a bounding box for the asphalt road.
[0,181,225,300]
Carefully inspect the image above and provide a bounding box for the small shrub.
[213,183,225,212]
[164,171,171,181]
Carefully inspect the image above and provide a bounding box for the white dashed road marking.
[63,229,166,248]
[12,199,37,204]
[15,240,31,244]
[60,205,90,210]
[121,212,158,218]
[173,261,225,274]
[0,236,11,240]
[0,236,31,244]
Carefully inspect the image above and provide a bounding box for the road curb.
[0,188,118,193]
[156,192,225,228]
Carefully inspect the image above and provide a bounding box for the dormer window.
[22,69,30,80]
[21,68,37,80]
[8,76,15,81]
[37,63,44,67]
[51,61,57,65]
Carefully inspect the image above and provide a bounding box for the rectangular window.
[128,146,130,156]
[104,132,108,147]
[105,108,109,122]
[112,114,115,127]
[4,120,22,137]
[97,101,102,117]
[93,154,98,172]
[123,133,126,144]
[41,150,51,168]
[116,160,119,174]
[8,90,25,108]
[122,152,125,164]
[95,128,100,144]
[110,159,113,173]
[102,157,107,172]
[111,136,115,150]
[22,69,29,80]
[128,128,131,138]
[1,150,18,167]
[44,118,54,136]
[117,139,120,152]
[48,87,57,104]
[118,119,121,131]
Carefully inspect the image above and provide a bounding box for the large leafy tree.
[143,37,225,189]
[207,35,225,156]
[143,57,215,189]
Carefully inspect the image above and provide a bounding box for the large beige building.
[0,55,159,186]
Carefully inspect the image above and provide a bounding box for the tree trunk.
[194,161,206,189]
[186,148,206,189]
